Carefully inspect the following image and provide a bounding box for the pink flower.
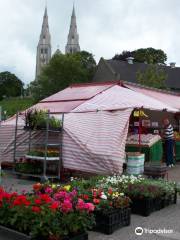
[54,191,68,201]
[76,198,86,211]
[61,199,73,213]
[45,187,53,194]
[84,203,95,212]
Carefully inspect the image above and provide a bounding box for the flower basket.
[131,197,154,216]
[0,225,88,240]
[93,208,131,234]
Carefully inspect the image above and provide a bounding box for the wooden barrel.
[126,152,145,175]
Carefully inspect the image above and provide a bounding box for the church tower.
[65,5,80,54]
[35,7,51,78]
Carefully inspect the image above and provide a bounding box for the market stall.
[126,134,163,163]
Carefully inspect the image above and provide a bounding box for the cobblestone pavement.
[0,170,180,240]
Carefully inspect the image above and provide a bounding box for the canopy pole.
[138,107,143,152]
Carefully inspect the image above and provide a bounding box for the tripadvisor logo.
[135,227,173,236]
[135,227,143,236]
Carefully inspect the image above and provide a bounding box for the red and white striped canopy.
[73,85,178,113]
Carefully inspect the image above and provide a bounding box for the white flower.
[100,192,107,200]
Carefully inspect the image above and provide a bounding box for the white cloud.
[0,0,180,83]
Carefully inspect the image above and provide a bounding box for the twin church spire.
[65,5,80,54]
[36,5,80,78]
[36,6,51,78]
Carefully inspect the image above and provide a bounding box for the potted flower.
[24,109,61,130]
[79,188,131,234]
[0,187,95,240]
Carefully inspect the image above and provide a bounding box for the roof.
[103,59,180,90]
[73,85,178,113]
[41,82,119,103]
[124,82,180,110]
[36,82,120,113]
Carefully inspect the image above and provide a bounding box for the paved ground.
[0,167,180,240]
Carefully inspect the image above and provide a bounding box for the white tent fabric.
[63,109,132,174]
[73,85,178,113]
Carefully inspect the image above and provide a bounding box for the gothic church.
[35,5,80,78]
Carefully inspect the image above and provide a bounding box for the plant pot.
[0,225,88,240]
[62,232,88,240]
[161,195,172,208]
[94,208,131,235]
[0,225,32,240]
[174,190,177,204]
[131,197,154,216]
[153,197,162,211]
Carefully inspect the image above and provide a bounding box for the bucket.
[126,152,145,175]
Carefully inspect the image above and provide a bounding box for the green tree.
[31,51,96,101]
[113,48,167,64]
[0,71,24,100]
[136,64,167,88]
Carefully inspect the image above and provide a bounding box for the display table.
[175,140,180,161]
[126,140,163,163]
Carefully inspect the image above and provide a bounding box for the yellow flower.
[52,184,56,189]
[64,185,71,191]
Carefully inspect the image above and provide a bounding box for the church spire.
[35,6,51,78]
[65,5,80,54]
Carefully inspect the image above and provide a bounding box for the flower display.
[0,187,95,239]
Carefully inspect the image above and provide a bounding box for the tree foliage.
[0,71,24,100]
[31,51,96,101]
[136,64,167,88]
[113,48,167,64]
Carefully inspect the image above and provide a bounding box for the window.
[45,49,48,54]
[41,49,44,54]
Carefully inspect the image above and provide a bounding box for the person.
[162,118,174,167]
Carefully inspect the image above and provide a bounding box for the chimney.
[170,62,176,68]
[126,57,134,64]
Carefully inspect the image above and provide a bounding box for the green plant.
[0,187,95,239]
[24,109,61,129]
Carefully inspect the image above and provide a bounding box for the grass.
[0,97,34,118]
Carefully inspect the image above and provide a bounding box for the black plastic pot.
[0,225,88,240]
[94,208,131,235]
[131,197,154,216]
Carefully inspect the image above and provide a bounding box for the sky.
[0,0,180,85]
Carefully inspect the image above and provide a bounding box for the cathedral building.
[35,5,80,79]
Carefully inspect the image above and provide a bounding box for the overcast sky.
[0,0,180,84]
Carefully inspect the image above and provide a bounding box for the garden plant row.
[0,175,179,239]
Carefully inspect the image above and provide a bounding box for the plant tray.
[25,155,59,161]
[94,208,131,235]
[131,197,154,216]
[0,225,88,240]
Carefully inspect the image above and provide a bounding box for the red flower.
[50,202,59,211]
[93,198,100,204]
[39,194,52,203]
[34,198,42,205]
[13,195,30,206]
[83,194,89,200]
[32,206,41,213]
[108,188,113,195]
[33,183,42,192]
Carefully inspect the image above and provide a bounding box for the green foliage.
[113,47,167,64]
[136,64,167,88]
[133,48,167,64]
[31,51,96,101]
[24,109,61,129]
[0,97,34,118]
[0,71,24,100]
